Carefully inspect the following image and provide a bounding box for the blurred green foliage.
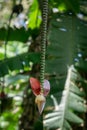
[0,0,87,130]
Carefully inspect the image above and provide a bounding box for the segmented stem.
[40,0,48,92]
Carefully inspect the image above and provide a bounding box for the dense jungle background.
[0,0,87,130]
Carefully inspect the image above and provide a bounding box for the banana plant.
[0,0,87,130]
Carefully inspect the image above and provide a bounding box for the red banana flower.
[30,77,50,114]
[30,77,50,96]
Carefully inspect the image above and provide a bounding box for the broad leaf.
[49,0,80,13]
[0,27,39,42]
[28,0,41,29]
[46,13,77,75]
[0,52,40,77]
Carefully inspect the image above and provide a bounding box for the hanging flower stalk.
[30,0,50,114]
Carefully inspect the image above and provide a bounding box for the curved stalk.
[40,0,48,92]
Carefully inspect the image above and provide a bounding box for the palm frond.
[44,13,87,130]
[44,66,86,130]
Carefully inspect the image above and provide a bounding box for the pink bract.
[43,79,50,96]
[30,77,41,96]
[30,77,50,96]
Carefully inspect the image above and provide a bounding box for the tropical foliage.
[0,0,87,130]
